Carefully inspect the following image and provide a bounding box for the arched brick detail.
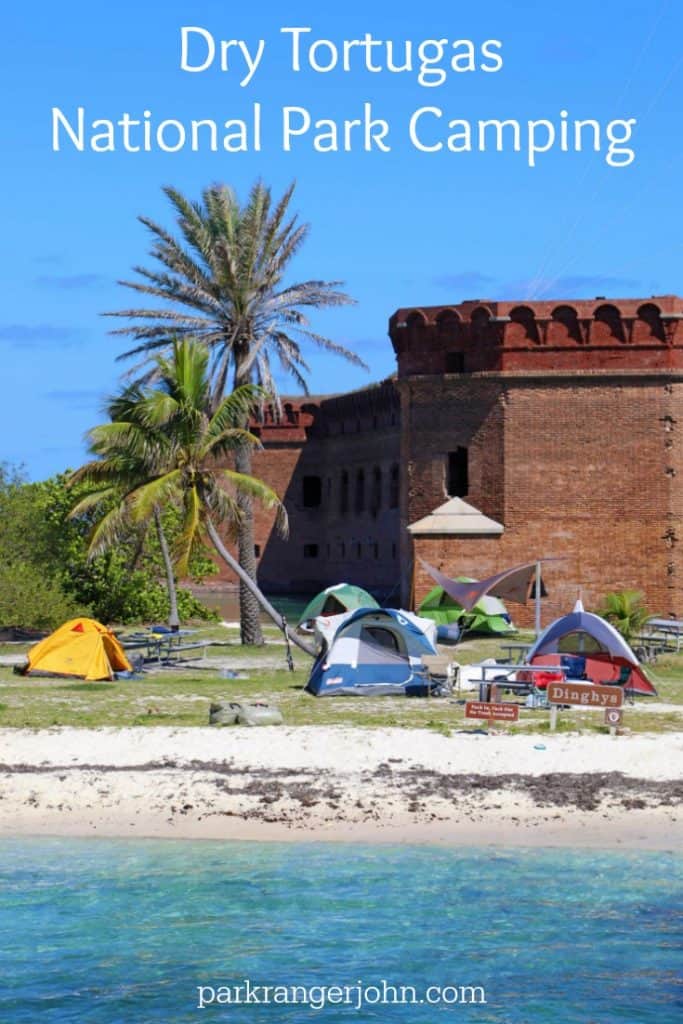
[548,305,583,345]
[509,305,541,344]
[592,303,626,344]
[634,302,666,343]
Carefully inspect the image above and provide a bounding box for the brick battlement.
[389,295,683,375]
[251,400,318,443]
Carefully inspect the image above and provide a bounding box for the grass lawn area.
[1,627,682,734]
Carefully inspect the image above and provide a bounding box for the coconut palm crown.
[105,181,363,401]
[71,338,286,578]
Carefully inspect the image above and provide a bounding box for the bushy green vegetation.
[0,463,217,629]
[0,561,82,630]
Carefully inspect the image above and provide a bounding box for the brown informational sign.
[465,701,520,722]
[547,682,624,708]
[605,707,624,727]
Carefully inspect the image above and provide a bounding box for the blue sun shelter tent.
[305,608,439,697]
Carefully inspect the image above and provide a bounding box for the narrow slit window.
[389,464,399,508]
[355,469,365,515]
[340,471,349,517]
[371,467,382,513]
[302,475,322,508]
[447,448,469,497]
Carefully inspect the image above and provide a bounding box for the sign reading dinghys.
[546,682,624,708]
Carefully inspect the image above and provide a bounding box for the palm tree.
[597,589,654,644]
[104,181,362,645]
[68,385,182,629]
[73,338,316,656]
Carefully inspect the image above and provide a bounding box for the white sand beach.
[0,726,680,849]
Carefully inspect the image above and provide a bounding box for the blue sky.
[2,0,682,478]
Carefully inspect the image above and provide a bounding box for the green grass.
[0,626,681,733]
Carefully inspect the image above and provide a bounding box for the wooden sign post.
[546,681,624,732]
[605,707,623,737]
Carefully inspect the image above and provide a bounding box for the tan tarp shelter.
[419,559,549,611]
[24,618,132,681]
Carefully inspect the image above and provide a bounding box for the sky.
[2,0,682,479]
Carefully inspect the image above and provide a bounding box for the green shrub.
[0,466,217,627]
[0,560,86,630]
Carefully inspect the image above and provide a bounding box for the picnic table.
[120,628,208,664]
[498,641,534,665]
[642,618,683,653]
[474,662,565,703]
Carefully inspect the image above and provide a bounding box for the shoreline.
[1,726,681,850]
[2,811,680,852]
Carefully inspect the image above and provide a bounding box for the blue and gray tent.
[305,608,438,697]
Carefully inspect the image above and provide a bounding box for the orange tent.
[24,618,132,681]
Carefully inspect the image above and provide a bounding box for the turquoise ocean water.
[1,839,681,1023]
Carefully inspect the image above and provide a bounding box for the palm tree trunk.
[205,517,316,657]
[153,505,180,630]
[234,442,265,646]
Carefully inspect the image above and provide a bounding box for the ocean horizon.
[1,837,681,1022]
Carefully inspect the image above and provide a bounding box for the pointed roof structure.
[407,498,504,536]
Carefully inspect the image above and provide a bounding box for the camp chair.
[560,654,587,680]
[422,655,458,696]
[605,665,635,705]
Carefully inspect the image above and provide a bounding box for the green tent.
[418,578,515,636]
[298,583,379,626]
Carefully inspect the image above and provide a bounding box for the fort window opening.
[371,466,382,513]
[355,468,366,515]
[447,448,469,497]
[302,475,322,507]
[356,542,362,559]
[445,352,466,373]
[254,544,261,558]
[389,464,399,508]
[340,471,349,517]
[303,544,319,558]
